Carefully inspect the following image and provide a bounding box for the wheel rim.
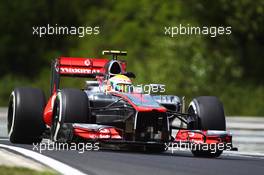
[7,92,15,137]
[51,101,60,141]
[187,105,199,130]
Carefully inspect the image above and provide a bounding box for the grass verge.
[0,165,57,175]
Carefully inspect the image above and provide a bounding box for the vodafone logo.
[84,59,91,66]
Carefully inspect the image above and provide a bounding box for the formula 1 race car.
[7,50,236,157]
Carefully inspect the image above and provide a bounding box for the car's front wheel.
[188,96,226,158]
[51,88,89,142]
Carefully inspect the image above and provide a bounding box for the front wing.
[56,123,237,152]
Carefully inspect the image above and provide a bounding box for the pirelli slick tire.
[188,96,226,158]
[7,87,46,144]
[51,88,89,142]
[188,96,226,130]
[191,149,223,158]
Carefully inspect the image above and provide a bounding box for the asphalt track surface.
[1,108,264,175]
[0,138,264,175]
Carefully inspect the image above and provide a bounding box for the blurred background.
[0,0,264,116]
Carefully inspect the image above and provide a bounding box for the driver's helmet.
[106,74,132,93]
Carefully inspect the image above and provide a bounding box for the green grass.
[0,166,57,175]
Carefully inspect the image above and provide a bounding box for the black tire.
[188,96,226,158]
[191,149,223,158]
[145,145,167,153]
[188,96,226,130]
[7,87,46,144]
[51,88,89,142]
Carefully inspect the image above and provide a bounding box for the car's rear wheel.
[51,88,89,142]
[188,96,226,158]
[7,87,46,144]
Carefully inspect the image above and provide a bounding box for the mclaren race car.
[7,50,236,157]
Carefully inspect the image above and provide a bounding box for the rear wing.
[50,57,127,95]
[57,57,109,76]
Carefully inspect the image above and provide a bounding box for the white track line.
[0,144,87,175]
[223,151,264,159]
[167,148,264,159]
